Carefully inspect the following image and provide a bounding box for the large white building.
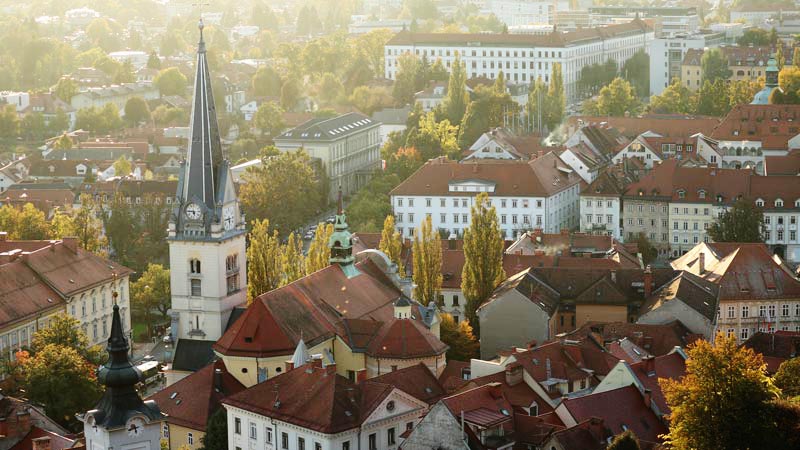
[384,20,653,102]
[389,153,582,240]
[589,6,700,37]
[274,112,382,201]
[485,0,570,26]
[648,32,725,96]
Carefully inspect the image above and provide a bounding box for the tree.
[631,233,658,266]
[54,77,79,103]
[661,333,779,450]
[240,150,321,235]
[131,264,171,338]
[349,86,393,116]
[392,53,421,105]
[701,48,732,83]
[794,47,800,67]
[406,112,460,161]
[527,77,548,134]
[346,173,401,232]
[152,105,187,126]
[199,408,228,450]
[412,215,442,305]
[48,110,70,136]
[649,79,693,114]
[49,197,106,254]
[379,215,405,277]
[439,313,479,361]
[738,28,772,46]
[461,192,505,334]
[251,66,283,97]
[694,79,730,116]
[54,133,73,150]
[444,53,469,123]
[247,219,283,302]
[775,358,800,399]
[621,50,649,97]
[707,198,765,242]
[253,101,285,137]
[0,103,19,139]
[429,58,448,82]
[86,18,120,52]
[154,67,188,97]
[124,97,151,126]
[545,63,565,129]
[20,113,46,140]
[281,232,306,286]
[103,195,139,265]
[777,43,786,71]
[596,78,638,117]
[114,60,135,84]
[113,156,132,177]
[317,73,344,105]
[0,203,51,240]
[606,430,641,450]
[296,4,323,35]
[21,344,103,430]
[75,104,123,134]
[147,51,161,69]
[280,78,302,110]
[31,314,103,364]
[306,223,333,274]
[729,79,764,109]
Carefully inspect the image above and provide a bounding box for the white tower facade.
[167,20,247,342]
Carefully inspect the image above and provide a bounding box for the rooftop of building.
[275,112,378,142]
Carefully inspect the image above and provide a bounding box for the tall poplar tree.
[412,216,442,305]
[281,232,305,286]
[545,63,565,129]
[526,77,548,134]
[461,192,505,335]
[306,223,333,274]
[444,52,469,124]
[247,219,283,302]
[379,215,405,277]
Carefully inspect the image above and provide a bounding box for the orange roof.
[710,104,800,147]
[367,318,447,359]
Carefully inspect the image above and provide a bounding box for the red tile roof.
[568,115,721,138]
[710,104,800,147]
[511,340,619,386]
[459,371,555,415]
[438,360,472,393]
[0,261,64,329]
[9,426,81,450]
[764,153,800,176]
[368,363,447,405]
[441,383,514,428]
[223,364,400,433]
[366,319,448,359]
[623,160,751,203]
[742,331,800,373]
[629,352,686,414]
[546,417,611,450]
[563,321,693,357]
[560,385,667,443]
[513,414,564,446]
[147,360,245,431]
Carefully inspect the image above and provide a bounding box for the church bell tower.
[167,19,247,342]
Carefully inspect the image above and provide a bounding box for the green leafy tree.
[694,79,730,116]
[31,314,103,364]
[527,77,548,134]
[113,156,132,177]
[114,60,135,84]
[147,51,161,70]
[199,408,228,450]
[412,215,442,305]
[379,215,405,277]
[296,4,323,35]
[429,58,448,82]
[737,28,772,46]
[0,103,19,139]
[75,104,123,134]
[131,264,171,338]
[251,66,283,97]
[707,198,765,242]
[729,79,764,109]
[152,105,187,126]
[406,112,460,161]
[86,18,120,52]
[280,78,302,110]
[459,86,515,149]
[774,358,800,399]
[54,133,73,150]
[649,79,694,114]
[229,138,260,162]
[439,313,479,361]
[20,344,103,430]
[0,203,51,240]
[461,192,505,335]
[49,196,106,254]
[247,219,283,302]
[621,50,649,97]
[701,48,732,83]
[661,333,779,450]
[48,109,70,136]
[631,233,658,266]
[306,223,333,274]
[349,86,393,116]
[444,53,469,123]
[317,73,345,105]
[347,173,402,232]
[392,53,421,105]
[103,194,139,265]
[124,97,151,126]
[20,112,46,141]
[596,77,639,117]
[240,149,321,236]
[545,63,565,129]
[281,232,306,286]
[606,430,641,450]
[54,77,78,103]
[777,44,786,71]
[794,47,800,67]
[385,146,423,180]
[253,101,285,137]
[154,67,188,97]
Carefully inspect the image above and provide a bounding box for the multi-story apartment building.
[589,6,700,37]
[580,171,625,239]
[384,20,653,102]
[674,242,800,341]
[649,32,725,95]
[70,82,160,115]
[751,176,800,264]
[274,112,382,201]
[621,172,672,257]
[681,46,787,91]
[486,0,570,26]
[390,153,582,240]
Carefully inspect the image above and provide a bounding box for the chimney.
[643,265,653,298]
[505,364,523,386]
[527,340,537,350]
[642,388,653,409]
[538,150,544,159]
[0,231,6,241]
[32,436,51,450]
[448,235,457,250]
[698,252,705,275]
[0,418,7,438]
[213,368,223,393]
[545,357,552,379]
[285,360,295,372]
[16,410,31,435]
[62,236,78,253]
[356,368,368,383]
[643,355,656,376]
[560,228,569,235]
[311,355,323,368]
[325,363,337,375]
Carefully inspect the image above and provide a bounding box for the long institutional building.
[384,19,654,102]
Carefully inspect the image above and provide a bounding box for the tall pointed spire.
[329,186,359,277]
[87,284,163,429]
[181,18,224,212]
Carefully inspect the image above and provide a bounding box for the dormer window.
[776,199,784,207]
[677,189,686,199]
[795,199,800,208]
[698,190,706,199]
[756,199,764,207]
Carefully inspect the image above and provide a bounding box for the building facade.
[648,32,725,95]
[274,112,382,201]
[384,20,653,102]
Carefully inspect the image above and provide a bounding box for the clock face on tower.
[126,417,145,437]
[223,206,235,230]
[185,203,203,221]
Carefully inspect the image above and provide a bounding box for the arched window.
[190,259,201,274]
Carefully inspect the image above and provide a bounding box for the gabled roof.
[511,340,619,386]
[369,363,447,405]
[640,271,719,321]
[563,321,694,357]
[366,318,448,359]
[569,115,721,139]
[582,170,625,196]
[171,339,216,372]
[223,363,404,434]
[276,112,377,142]
[629,351,686,415]
[710,104,800,146]
[147,360,245,431]
[8,426,81,450]
[560,385,667,443]
[441,383,514,427]
[742,331,800,373]
[458,370,555,415]
[0,261,64,329]
[546,417,611,450]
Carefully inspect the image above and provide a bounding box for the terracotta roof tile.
[367,318,448,359]
[563,321,693,357]
[710,104,800,146]
[568,115,720,138]
[369,363,447,405]
[629,352,686,415]
[742,331,800,372]
[459,371,555,415]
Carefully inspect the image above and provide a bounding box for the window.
[191,279,201,297]
[188,432,194,445]
[741,328,749,340]
[282,433,289,449]
[342,442,350,450]
[190,259,201,274]
[235,418,242,435]
[727,328,735,338]
[440,198,445,207]
[388,428,396,445]
[250,422,257,439]
[315,443,322,450]
[452,295,459,306]
[783,304,790,317]
[163,424,169,438]
[759,305,767,317]
[299,437,306,450]
[398,198,403,207]
[266,427,273,444]
[426,198,431,207]
[727,306,735,318]
[408,198,414,207]
[742,305,749,318]
[369,433,377,450]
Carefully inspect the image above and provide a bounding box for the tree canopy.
[412,215,442,305]
[707,198,765,243]
[439,313,480,361]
